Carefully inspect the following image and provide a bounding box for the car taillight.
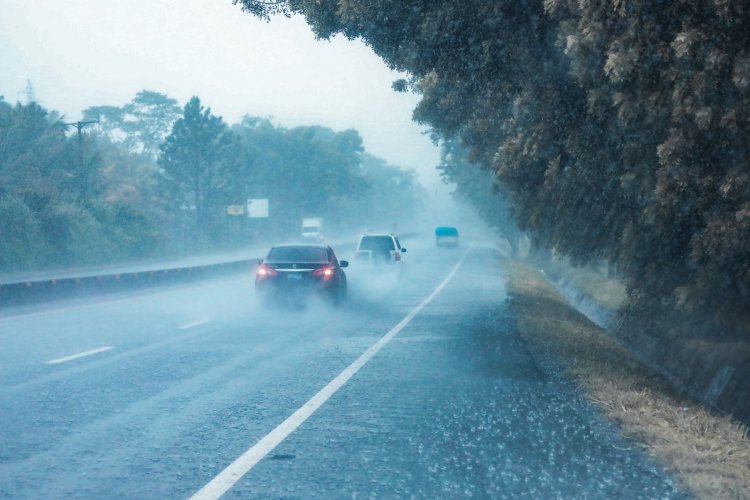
[395,252,401,261]
[312,266,335,279]
[256,264,277,278]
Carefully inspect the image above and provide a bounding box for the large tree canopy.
[0,99,159,270]
[159,96,239,233]
[84,90,181,159]
[238,0,750,335]
[1,90,425,273]
[232,117,424,233]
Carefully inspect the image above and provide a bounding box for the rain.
[0,1,748,498]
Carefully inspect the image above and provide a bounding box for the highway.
[0,237,684,498]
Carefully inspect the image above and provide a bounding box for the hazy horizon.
[0,0,443,188]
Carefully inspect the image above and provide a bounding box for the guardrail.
[0,259,257,310]
[0,232,419,311]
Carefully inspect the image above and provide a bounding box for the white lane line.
[191,251,469,500]
[45,346,114,365]
[178,319,212,330]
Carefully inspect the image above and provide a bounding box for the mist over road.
[0,236,683,498]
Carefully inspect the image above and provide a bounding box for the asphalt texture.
[0,238,685,499]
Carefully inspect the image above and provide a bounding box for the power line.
[17,79,39,105]
[62,119,100,203]
[62,119,100,158]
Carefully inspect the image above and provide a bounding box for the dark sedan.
[255,244,348,304]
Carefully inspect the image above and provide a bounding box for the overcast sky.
[0,0,443,188]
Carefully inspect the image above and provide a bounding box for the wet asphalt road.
[0,238,684,498]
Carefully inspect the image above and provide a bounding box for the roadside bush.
[0,194,46,272]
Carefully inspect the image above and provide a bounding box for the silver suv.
[354,234,406,265]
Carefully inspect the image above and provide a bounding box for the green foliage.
[233,0,295,21]
[437,140,521,253]
[1,91,424,273]
[391,79,409,93]
[357,153,425,227]
[251,0,750,335]
[0,98,161,273]
[93,201,159,259]
[83,90,181,158]
[232,115,426,234]
[124,91,182,157]
[0,194,45,271]
[159,96,241,239]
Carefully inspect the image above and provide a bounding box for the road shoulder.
[501,257,750,499]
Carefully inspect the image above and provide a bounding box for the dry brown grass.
[546,258,629,311]
[503,258,750,499]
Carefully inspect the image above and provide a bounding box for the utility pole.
[63,119,99,203]
[64,119,99,163]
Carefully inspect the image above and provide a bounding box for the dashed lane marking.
[190,250,469,500]
[45,346,114,365]
[178,319,212,330]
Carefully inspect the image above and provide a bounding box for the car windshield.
[267,246,328,262]
[358,236,395,252]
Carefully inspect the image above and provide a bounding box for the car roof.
[359,233,396,238]
[270,243,328,249]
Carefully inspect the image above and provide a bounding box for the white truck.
[301,217,323,240]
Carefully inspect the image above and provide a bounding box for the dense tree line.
[84,90,182,160]
[239,0,750,336]
[0,100,158,272]
[437,139,522,255]
[0,92,424,273]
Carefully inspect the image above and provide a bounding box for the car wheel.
[333,282,347,306]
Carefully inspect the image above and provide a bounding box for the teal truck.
[435,226,459,247]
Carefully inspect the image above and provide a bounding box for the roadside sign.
[226,204,245,215]
[247,198,269,218]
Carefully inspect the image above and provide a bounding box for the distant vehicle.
[435,226,459,247]
[255,244,348,304]
[354,234,406,266]
[301,217,323,240]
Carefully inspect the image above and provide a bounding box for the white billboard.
[247,198,269,218]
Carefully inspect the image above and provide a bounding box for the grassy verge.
[502,258,750,499]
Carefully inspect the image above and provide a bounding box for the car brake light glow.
[256,264,277,277]
[312,266,335,278]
